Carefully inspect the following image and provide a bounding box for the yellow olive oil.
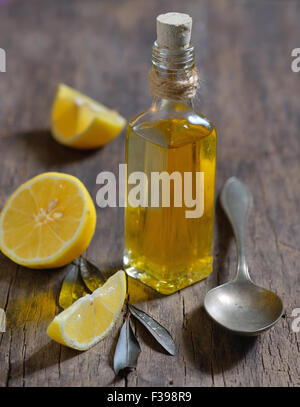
[124,115,216,294]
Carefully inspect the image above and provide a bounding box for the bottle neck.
[152,41,195,70]
[151,95,194,112]
[150,41,197,107]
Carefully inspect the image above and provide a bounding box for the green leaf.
[80,257,106,292]
[113,315,141,375]
[59,263,88,309]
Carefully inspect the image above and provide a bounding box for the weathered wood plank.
[0,0,299,387]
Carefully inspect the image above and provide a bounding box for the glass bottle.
[124,13,217,294]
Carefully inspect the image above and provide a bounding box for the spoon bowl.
[204,177,284,335]
[204,280,283,335]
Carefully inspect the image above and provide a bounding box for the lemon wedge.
[47,270,126,350]
[0,172,96,268]
[51,84,126,149]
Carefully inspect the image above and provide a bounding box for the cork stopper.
[156,12,192,50]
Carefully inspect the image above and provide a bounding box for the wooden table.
[0,0,299,387]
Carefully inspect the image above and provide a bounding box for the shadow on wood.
[11,341,80,384]
[214,195,235,286]
[0,253,63,289]
[183,305,257,374]
[96,262,124,280]
[12,129,100,168]
[182,199,256,374]
[128,276,164,304]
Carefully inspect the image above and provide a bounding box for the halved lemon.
[51,84,127,149]
[0,172,96,269]
[47,270,126,350]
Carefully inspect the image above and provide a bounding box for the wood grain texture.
[0,0,299,387]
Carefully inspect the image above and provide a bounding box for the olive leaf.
[129,304,176,356]
[59,263,88,309]
[80,257,106,292]
[113,315,141,375]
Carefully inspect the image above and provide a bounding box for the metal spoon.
[204,177,283,336]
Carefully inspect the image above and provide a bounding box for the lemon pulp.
[47,270,126,350]
[0,172,96,268]
[51,84,126,149]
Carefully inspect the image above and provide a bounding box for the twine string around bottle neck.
[148,66,199,101]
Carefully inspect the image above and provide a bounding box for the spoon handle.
[220,177,253,281]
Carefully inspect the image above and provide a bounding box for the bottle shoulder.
[130,104,214,129]
[128,102,216,148]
